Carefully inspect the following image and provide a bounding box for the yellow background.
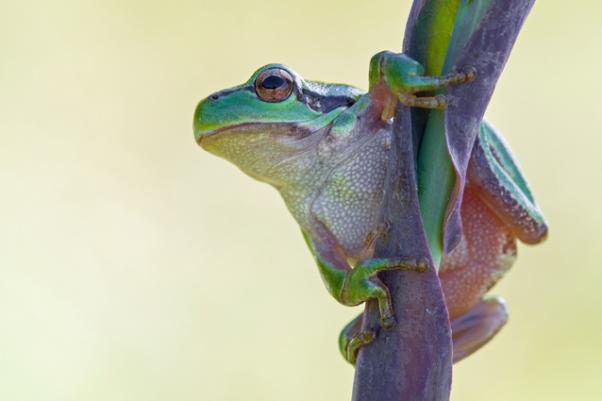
[1,0,600,400]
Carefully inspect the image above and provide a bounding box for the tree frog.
[193,51,548,364]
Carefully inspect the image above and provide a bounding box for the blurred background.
[1,0,600,400]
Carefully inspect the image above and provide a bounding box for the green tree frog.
[193,51,548,364]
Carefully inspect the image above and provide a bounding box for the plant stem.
[352,0,536,400]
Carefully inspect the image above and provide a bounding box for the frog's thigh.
[451,297,508,363]
[439,187,516,319]
[468,120,548,244]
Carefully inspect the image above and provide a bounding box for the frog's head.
[194,64,362,184]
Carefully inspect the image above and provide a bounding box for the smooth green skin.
[193,51,544,359]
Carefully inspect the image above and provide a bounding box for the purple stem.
[351,1,536,400]
[352,106,452,401]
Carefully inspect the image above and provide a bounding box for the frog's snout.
[193,104,204,145]
[193,97,212,146]
[194,89,230,146]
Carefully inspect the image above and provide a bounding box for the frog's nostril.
[210,94,219,100]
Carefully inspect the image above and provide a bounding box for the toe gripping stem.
[370,50,476,112]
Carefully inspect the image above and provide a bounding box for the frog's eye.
[255,68,294,102]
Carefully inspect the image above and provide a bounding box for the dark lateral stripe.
[214,84,356,114]
[301,89,357,113]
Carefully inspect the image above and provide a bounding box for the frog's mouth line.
[194,122,255,146]
[195,121,315,147]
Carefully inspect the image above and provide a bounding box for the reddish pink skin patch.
[440,186,517,320]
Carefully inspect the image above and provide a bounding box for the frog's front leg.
[303,221,427,330]
[369,50,476,113]
[339,297,508,365]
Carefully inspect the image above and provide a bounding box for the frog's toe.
[461,67,477,83]
[381,314,396,330]
[434,95,448,109]
[345,330,376,365]
[338,314,376,365]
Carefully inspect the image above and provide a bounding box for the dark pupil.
[261,75,286,89]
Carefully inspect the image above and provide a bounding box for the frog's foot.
[451,297,508,363]
[369,50,476,111]
[305,226,428,331]
[338,314,375,365]
[342,257,428,329]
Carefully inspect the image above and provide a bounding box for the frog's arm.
[302,221,427,329]
[368,51,475,112]
[468,120,548,244]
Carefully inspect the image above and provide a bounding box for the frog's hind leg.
[468,120,548,244]
[452,297,508,363]
[338,298,508,365]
